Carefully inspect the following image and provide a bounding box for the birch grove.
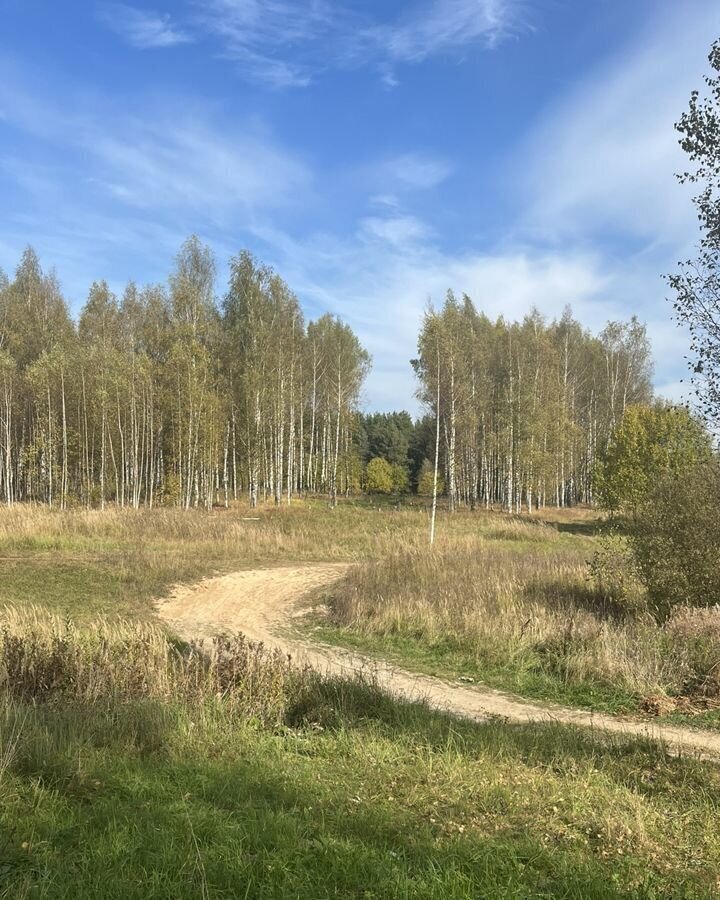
[414,293,653,511]
[0,240,370,508]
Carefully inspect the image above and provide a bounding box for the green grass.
[0,557,137,620]
[2,690,720,899]
[309,624,641,714]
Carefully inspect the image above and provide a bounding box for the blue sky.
[1,0,719,411]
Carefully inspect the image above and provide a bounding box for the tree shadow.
[548,518,605,537]
[524,578,635,623]
[18,721,670,899]
[5,689,712,899]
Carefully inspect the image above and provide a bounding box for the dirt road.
[157,563,720,758]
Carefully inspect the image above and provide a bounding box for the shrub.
[390,463,410,494]
[0,608,302,725]
[586,531,646,617]
[417,459,444,496]
[595,404,712,515]
[664,606,720,697]
[629,460,720,619]
[365,457,393,494]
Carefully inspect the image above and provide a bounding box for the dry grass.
[0,603,305,724]
[327,541,720,708]
[4,499,715,713]
[1,504,720,896]
[0,501,595,621]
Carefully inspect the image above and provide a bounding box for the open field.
[2,501,720,897]
[0,500,453,619]
[1,500,718,724]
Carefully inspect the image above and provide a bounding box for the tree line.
[0,238,660,513]
[413,293,654,512]
[0,238,370,508]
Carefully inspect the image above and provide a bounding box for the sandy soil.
[157,563,720,759]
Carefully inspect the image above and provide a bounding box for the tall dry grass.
[0,604,306,724]
[0,502,588,620]
[329,543,720,703]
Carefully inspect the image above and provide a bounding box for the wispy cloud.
[358,215,431,247]
[191,0,525,88]
[507,0,720,408]
[192,0,336,87]
[99,3,192,49]
[88,117,310,217]
[519,1,719,246]
[0,66,311,303]
[0,67,309,222]
[378,154,453,190]
[371,0,524,64]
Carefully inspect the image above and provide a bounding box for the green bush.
[595,404,712,514]
[365,457,393,493]
[629,460,720,619]
[417,459,444,496]
[390,462,409,494]
[586,530,646,617]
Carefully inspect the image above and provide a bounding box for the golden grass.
[3,499,715,710]
[0,603,303,723]
[328,541,720,704]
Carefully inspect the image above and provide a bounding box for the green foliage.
[629,460,720,619]
[390,462,409,494]
[586,531,646,617]
[417,458,444,496]
[408,415,436,489]
[365,456,394,494]
[595,404,712,514]
[357,411,413,466]
[669,39,720,427]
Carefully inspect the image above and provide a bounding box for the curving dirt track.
[157,563,720,759]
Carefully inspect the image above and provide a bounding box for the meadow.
[316,509,720,724]
[1,500,720,897]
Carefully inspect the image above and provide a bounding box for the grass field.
[2,500,718,721]
[301,506,720,726]
[2,609,720,899]
[1,500,720,897]
[0,500,446,619]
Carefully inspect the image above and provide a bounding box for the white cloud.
[0,70,313,308]
[88,117,310,218]
[358,215,430,246]
[372,0,524,64]
[519,1,720,245]
[0,70,310,225]
[378,154,453,190]
[192,0,525,87]
[99,3,191,49]
[654,380,691,405]
[193,0,336,87]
